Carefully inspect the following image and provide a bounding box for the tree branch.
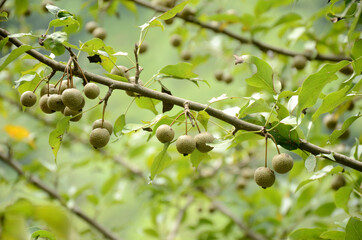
[1,28,361,172]
[0,150,123,240]
[212,200,267,240]
[129,0,351,62]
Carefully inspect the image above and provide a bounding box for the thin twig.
[0,0,7,10]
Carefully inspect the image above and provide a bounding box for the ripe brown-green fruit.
[92,119,113,135]
[180,6,195,18]
[20,91,37,107]
[272,153,294,174]
[92,27,107,40]
[47,94,65,111]
[241,168,254,179]
[181,50,192,61]
[57,80,71,94]
[337,124,350,140]
[89,128,110,148]
[64,107,82,122]
[156,124,175,143]
[40,84,56,96]
[170,34,182,47]
[236,178,247,190]
[292,55,307,70]
[331,174,346,190]
[84,83,100,99]
[339,64,353,75]
[223,73,233,84]
[176,135,196,156]
[194,132,214,153]
[61,88,84,110]
[164,18,174,25]
[139,42,148,54]
[126,77,143,97]
[254,167,275,189]
[85,21,98,34]
[111,65,129,79]
[214,70,224,81]
[323,114,337,130]
[39,95,55,114]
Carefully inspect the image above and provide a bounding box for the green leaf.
[143,228,159,238]
[305,155,316,172]
[158,0,191,20]
[101,174,119,196]
[295,166,343,192]
[150,143,171,180]
[241,55,275,94]
[352,57,362,74]
[239,98,271,118]
[347,2,362,42]
[49,117,70,162]
[289,228,326,240]
[15,0,28,16]
[196,110,210,131]
[105,73,128,82]
[315,202,335,217]
[329,113,361,144]
[268,122,300,150]
[273,13,301,27]
[0,45,33,71]
[190,150,211,168]
[114,114,126,136]
[159,62,198,79]
[15,74,41,95]
[345,217,362,240]
[320,230,345,240]
[43,31,67,56]
[352,39,362,59]
[297,61,350,115]
[135,97,159,115]
[334,186,353,213]
[48,17,80,31]
[312,86,350,121]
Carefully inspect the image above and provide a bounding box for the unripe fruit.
[292,55,307,70]
[61,88,84,110]
[41,0,54,12]
[214,70,224,81]
[84,83,100,99]
[40,84,55,96]
[111,65,129,79]
[241,168,254,179]
[47,94,65,111]
[139,42,148,54]
[64,107,82,122]
[176,135,196,156]
[337,124,350,140]
[89,128,110,148]
[331,174,346,190]
[92,27,107,40]
[181,50,192,61]
[85,21,98,34]
[236,178,247,190]
[339,64,353,75]
[39,95,55,114]
[92,119,113,135]
[20,91,37,107]
[194,132,214,153]
[323,114,337,130]
[223,73,233,84]
[156,124,175,143]
[57,80,71,94]
[254,167,275,189]
[170,35,182,47]
[126,76,143,97]
[180,6,195,18]
[164,18,174,25]
[272,153,294,174]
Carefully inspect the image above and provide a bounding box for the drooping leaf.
[135,97,159,115]
[334,186,353,213]
[190,150,211,168]
[15,74,41,95]
[305,155,316,172]
[161,86,174,113]
[114,114,126,136]
[159,62,198,79]
[329,113,361,144]
[240,55,275,94]
[150,143,171,180]
[158,0,191,20]
[268,122,300,150]
[48,17,80,31]
[320,230,345,240]
[49,117,70,162]
[352,39,362,59]
[43,31,67,56]
[289,228,326,240]
[0,45,33,71]
[297,61,350,115]
[239,98,271,118]
[345,217,362,240]
[273,12,301,27]
[31,230,56,240]
[196,110,210,131]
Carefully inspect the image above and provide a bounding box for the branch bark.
[130,0,351,62]
[0,150,123,240]
[1,28,361,172]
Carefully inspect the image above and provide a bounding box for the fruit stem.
[100,87,114,124]
[187,111,201,133]
[265,134,268,168]
[134,43,141,84]
[267,133,280,154]
[72,58,89,84]
[170,110,185,127]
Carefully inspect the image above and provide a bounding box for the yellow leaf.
[4,125,30,141]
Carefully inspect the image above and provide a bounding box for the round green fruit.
[139,42,148,54]
[223,73,233,84]
[331,174,346,190]
[64,107,82,122]
[176,135,196,156]
[156,124,175,143]
[254,167,275,189]
[111,65,129,79]
[292,55,307,70]
[214,70,224,81]
[61,88,84,110]
[170,34,182,47]
[92,119,113,135]
[39,95,55,114]
[272,153,294,174]
[89,128,110,149]
[194,132,214,153]
[47,94,65,111]
[181,50,192,61]
[323,114,337,130]
[84,83,100,99]
[20,91,37,107]
[92,27,107,40]
[40,84,56,96]
[85,21,98,34]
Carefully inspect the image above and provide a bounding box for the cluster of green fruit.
[254,153,294,189]
[85,21,107,40]
[214,70,234,84]
[156,124,215,155]
[170,34,193,61]
[110,65,143,96]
